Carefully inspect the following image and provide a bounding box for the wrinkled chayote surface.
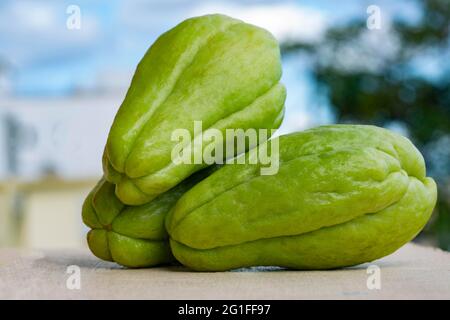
[166,125,437,271]
[82,170,211,268]
[103,14,286,205]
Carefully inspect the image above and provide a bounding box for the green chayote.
[166,125,437,271]
[82,170,211,268]
[103,14,286,205]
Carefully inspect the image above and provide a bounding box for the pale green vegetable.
[166,125,437,271]
[82,169,210,267]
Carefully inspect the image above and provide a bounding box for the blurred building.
[0,93,125,248]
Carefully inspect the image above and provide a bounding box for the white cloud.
[190,2,327,43]
[118,1,327,46]
[0,0,100,67]
[318,19,401,74]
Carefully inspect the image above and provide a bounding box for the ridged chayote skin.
[82,170,211,268]
[166,125,437,271]
[103,14,286,205]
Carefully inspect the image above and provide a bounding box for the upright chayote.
[166,125,437,271]
[103,14,286,205]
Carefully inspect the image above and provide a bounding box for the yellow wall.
[0,178,97,249]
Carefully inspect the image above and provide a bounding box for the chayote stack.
[166,125,437,271]
[82,170,210,267]
[83,13,437,271]
[103,14,286,205]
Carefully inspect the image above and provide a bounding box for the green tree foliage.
[282,0,450,249]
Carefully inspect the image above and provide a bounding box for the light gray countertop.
[1,243,449,299]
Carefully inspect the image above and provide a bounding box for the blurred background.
[0,0,448,251]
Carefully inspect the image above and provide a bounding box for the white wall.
[0,94,124,180]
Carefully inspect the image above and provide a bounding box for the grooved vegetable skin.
[166,125,437,271]
[82,170,210,268]
[103,14,286,205]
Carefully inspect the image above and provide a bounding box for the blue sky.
[0,0,438,179]
[0,0,423,97]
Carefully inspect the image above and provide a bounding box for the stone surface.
[0,243,449,299]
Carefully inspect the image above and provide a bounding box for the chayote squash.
[82,169,211,268]
[166,125,437,271]
[103,14,286,205]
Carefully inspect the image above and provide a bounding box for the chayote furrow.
[103,14,286,205]
[166,125,437,271]
[82,169,213,268]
